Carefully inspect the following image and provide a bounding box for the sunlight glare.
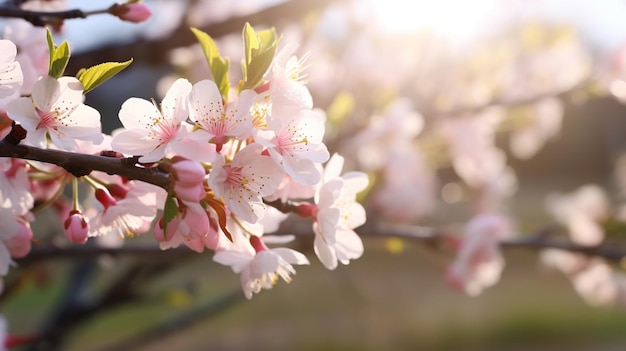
[366,0,499,44]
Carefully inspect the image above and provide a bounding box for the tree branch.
[0,2,88,26]
[0,138,170,189]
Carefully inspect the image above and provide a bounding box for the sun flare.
[365,0,499,44]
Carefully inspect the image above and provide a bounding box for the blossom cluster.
[0,22,368,300]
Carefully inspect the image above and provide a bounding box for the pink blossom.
[546,184,608,246]
[111,78,192,162]
[89,181,161,238]
[208,143,284,223]
[446,213,514,296]
[171,158,206,202]
[438,109,506,187]
[188,79,256,153]
[7,76,103,150]
[255,107,329,185]
[5,218,32,258]
[109,3,152,23]
[311,154,368,270]
[64,210,88,244]
[0,158,33,216]
[213,233,309,299]
[266,42,313,110]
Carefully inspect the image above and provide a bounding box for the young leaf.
[77,59,133,94]
[46,29,71,79]
[162,193,179,240]
[190,27,231,98]
[240,23,278,91]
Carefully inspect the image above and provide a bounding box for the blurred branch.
[67,0,345,71]
[0,2,87,26]
[15,222,626,265]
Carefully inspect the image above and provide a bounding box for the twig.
[0,138,170,189]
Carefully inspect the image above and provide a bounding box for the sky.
[60,0,626,55]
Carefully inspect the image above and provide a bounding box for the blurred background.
[6,0,626,350]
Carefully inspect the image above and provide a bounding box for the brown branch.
[15,222,626,264]
[0,2,88,26]
[0,139,170,189]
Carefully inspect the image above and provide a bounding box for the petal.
[161,78,192,125]
[189,79,223,124]
[6,97,39,131]
[118,97,161,130]
[314,234,337,270]
[111,129,157,156]
[335,229,364,264]
[272,248,310,265]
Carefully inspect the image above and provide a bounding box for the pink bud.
[109,3,152,23]
[174,184,206,202]
[296,202,318,218]
[95,189,117,209]
[172,159,206,186]
[153,215,179,243]
[64,210,89,244]
[6,219,33,258]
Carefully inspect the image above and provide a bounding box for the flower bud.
[6,219,32,258]
[109,3,152,23]
[172,159,206,186]
[64,210,89,244]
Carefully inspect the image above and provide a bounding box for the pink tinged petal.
[111,129,159,156]
[118,97,161,130]
[343,172,370,194]
[344,202,367,229]
[0,61,23,98]
[227,89,256,139]
[171,136,217,163]
[323,153,345,183]
[282,155,320,185]
[6,97,41,131]
[213,250,253,273]
[189,79,223,125]
[272,248,310,265]
[317,207,340,244]
[334,229,364,264]
[314,234,337,270]
[161,78,192,125]
[0,40,18,63]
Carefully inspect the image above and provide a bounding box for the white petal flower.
[213,235,309,299]
[208,143,284,223]
[7,76,102,150]
[256,107,329,185]
[312,154,368,270]
[189,79,256,149]
[112,78,192,162]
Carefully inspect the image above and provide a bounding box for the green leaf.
[240,23,278,91]
[77,59,133,94]
[46,29,71,79]
[190,27,230,98]
[162,193,179,240]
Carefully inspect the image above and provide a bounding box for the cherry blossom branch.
[0,127,170,189]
